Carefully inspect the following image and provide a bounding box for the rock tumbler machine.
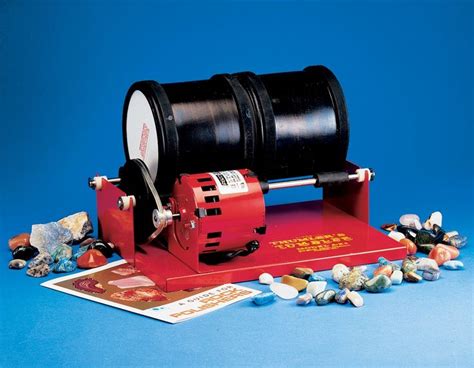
[89,66,406,291]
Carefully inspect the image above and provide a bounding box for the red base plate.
[135,200,405,291]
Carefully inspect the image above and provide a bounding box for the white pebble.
[258,272,274,285]
[388,231,406,242]
[270,282,299,300]
[390,270,403,285]
[332,263,350,283]
[347,291,364,307]
[399,214,422,230]
[306,281,327,297]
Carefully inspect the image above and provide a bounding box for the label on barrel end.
[209,170,248,194]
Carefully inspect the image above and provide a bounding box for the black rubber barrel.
[122,66,349,195]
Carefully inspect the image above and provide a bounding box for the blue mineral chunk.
[52,258,77,273]
[30,222,73,254]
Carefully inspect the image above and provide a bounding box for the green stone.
[401,258,417,274]
[415,230,435,246]
[364,275,392,293]
[50,244,73,262]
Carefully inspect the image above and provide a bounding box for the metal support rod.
[267,170,371,191]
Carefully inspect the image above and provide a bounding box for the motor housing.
[171,169,266,256]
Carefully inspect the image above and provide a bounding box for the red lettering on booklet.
[139,123,150,160]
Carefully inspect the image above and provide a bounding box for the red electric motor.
[170,169,266,263]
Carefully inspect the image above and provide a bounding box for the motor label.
[209,170,248,194]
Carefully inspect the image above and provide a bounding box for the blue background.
[1,1,473,367]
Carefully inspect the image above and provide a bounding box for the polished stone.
[291,267,314,279]
[281,275,308,291]
[306,281,327,297]
[258,272,274,285]
[390,270,403,285]
[252,292,276,306]
[417,243,435,254]
[400,238,417,255]
[335,288,350,304]
[314,289,336,306]
[8,259,26,269]
[447,235,468,248]
[414,257,439,271]
[422,267,441,281]
[308,273,326,282]
[364,274,392,293]
[429,247,451,266]
[347,291,364,307]
[403,271,422,283]
[12,245,39,261]
[435,244,459,259]
[270,282,299,300]
[443,260,464,270]
[296,293,313,306]
[77,249,108,269]
[373,265,393,277]
[399,214,422,230]
[8,233,30,251]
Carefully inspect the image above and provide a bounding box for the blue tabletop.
[1,1,473,367]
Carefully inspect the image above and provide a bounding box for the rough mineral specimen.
[52,258,77,273]
[30,222,73,253]
[12,245,39,261]
[58,211,93,242]
[8,259,26,269]
[338,268,368,291]
[26,263,50,278]
[332,263,350,283]
[50,244,73,262]
[29,253,53,268]
[8,233,30,251]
